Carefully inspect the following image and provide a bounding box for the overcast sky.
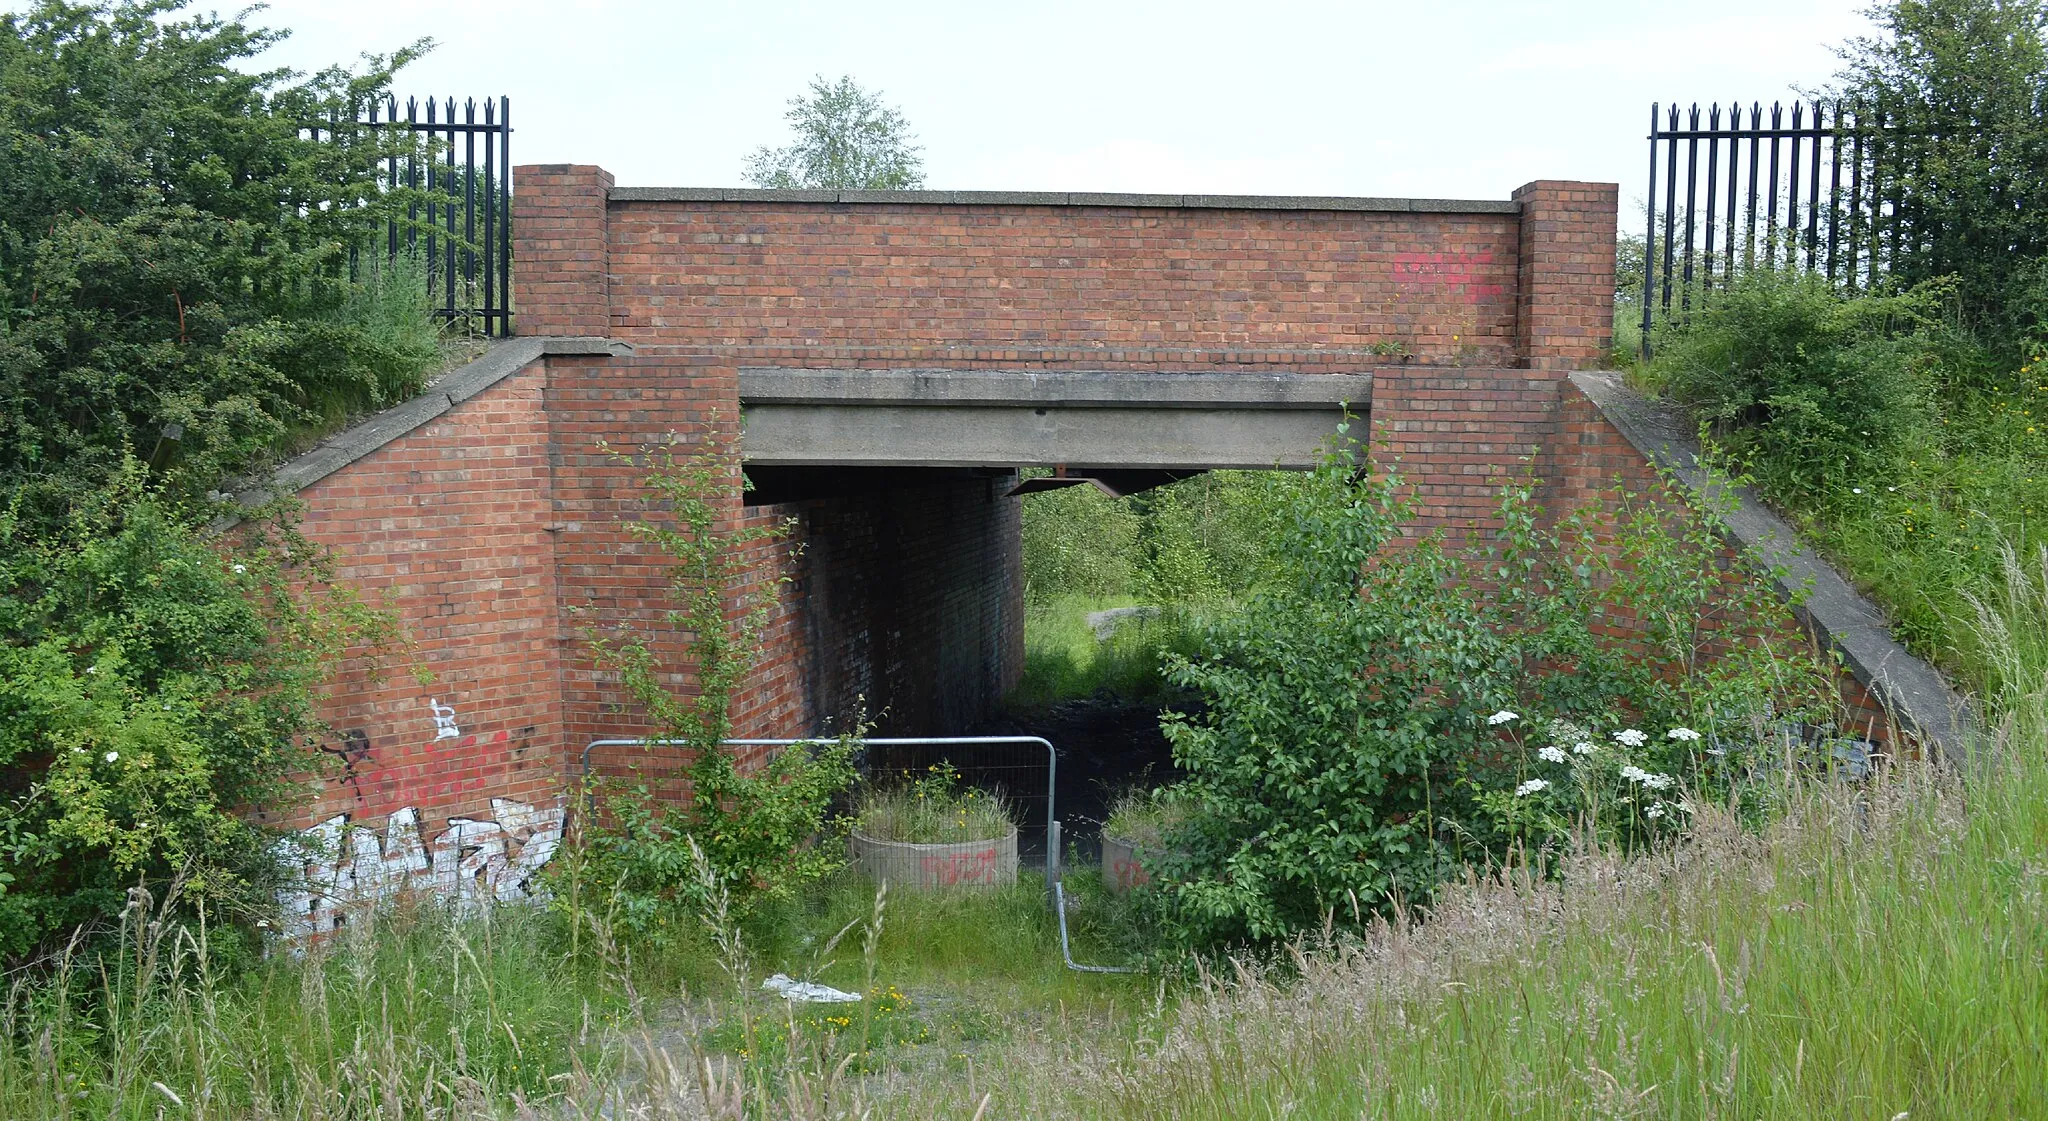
[222,0,1872,206]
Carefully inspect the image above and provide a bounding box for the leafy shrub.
[0,471,383,961]
[1147,426,1837,948]
[855,763,1013,844]
[559,434,855,944]
[1649,271,1944,501]
[0,1,444,520]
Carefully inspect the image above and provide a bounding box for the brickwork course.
[262,163,1957,863]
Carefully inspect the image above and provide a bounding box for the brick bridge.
[261,165,1959,929]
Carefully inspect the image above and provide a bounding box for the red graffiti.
[918,847,1000,886]
[1391,251,1504,299]
[1110,856,1151,892]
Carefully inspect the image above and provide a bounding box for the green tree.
[0,1,426,960]
[1020,482,1141,601]
[0,0,439,522]
[744,74,926,190]
[1836,0,2048,342]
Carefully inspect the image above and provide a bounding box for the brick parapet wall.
[601,198,1527,366]
[514,166,1617,371]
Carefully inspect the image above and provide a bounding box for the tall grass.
[1014,595,1204,706]
[273,252,460,458]
[0,895,626,1120]
[0,866,1145,1119]
[1039,750,2045,1120]
[1966,542,2048,742]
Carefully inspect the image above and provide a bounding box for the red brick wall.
[1514,182,1620,372]
[278,357,565,832]
[1369,365,1565,535]
[539,352,740,785]
[603,199,1527,366]
[512,165,613,337]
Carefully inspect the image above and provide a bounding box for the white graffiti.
[429,697,461,740]
[278,798,565,938]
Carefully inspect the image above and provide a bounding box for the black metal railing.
[314,96,513,337]
[1640,99,1899,353]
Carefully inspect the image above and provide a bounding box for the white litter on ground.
[761,973,862,1003]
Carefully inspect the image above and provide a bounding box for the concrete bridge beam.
[737,368,1369,469]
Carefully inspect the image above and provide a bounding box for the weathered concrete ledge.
[225,336,631,515]
[610,186,1522,214]
[1570,371,1981,765]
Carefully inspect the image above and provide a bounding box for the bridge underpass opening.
[737,368,1361,870]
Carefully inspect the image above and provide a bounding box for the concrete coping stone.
[609,186,1522,215]
[738,367,1375,410]
[216,336,633,524]
[1569,371,1981,765]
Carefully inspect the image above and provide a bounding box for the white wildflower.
[84,665,96,675]
[1666,727,1702,742]
[1675,800,1696,814]
[1547,718,1590,744]
[1645,803,1667,819]
[1852,487,1864,495]
[1643,772,1675,790]
[232,563,247,575]
[1572,740,1597,756]
[1613,728,1648,747]
[1514,778,1549,797]
[1619,765,1647,783]
[1488,710,1519,726]
[1706,746,1729,757]
[104,751,119,763]
[1538,745,1569,764]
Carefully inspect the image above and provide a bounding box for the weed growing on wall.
[1145,425,1840,949]
[562,431,855,945]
